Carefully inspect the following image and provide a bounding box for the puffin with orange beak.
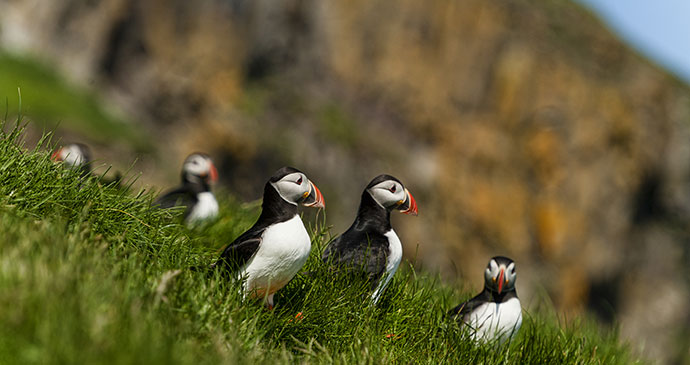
[155,153,219,226]
[51,143,93,177]
[213,166,325,309]
[448,256,522,344]
[322,174,418,304]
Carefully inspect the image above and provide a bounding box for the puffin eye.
[389,185,396,193]
[296,176,303,185]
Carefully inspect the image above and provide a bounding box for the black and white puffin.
[213,166,325,308]
[321,174,418,304]
[155,153,219,226]
[51,143,92,177]
[448,256,522,343]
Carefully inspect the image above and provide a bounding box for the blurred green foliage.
[318,104,359,148]
[0,52,148,149]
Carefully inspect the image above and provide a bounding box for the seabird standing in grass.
[322,174,417,304]
[155,153,219,226]
[448,256,522,343]
[213,166,325,309]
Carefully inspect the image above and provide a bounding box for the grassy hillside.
[0,119,640,364]
[0,52,148,150]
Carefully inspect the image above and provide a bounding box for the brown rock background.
[2,0,690,361]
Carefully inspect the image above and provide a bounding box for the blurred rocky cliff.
[2,0,690,361]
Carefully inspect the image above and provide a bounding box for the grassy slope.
[0,121,640,364]
[0,52,148,150]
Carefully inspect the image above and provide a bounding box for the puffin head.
[182,153,218,186]
[51,143,91,169]
[484,256,517,295]
[269,166,325,208]
[365,174,418,215]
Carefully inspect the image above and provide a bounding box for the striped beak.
[497,268,505,295]
[209,163,219,183]
[397,188,418,216]
[302,181,325,209]
[51,148,63,162]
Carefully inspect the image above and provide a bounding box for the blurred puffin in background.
[155,153,219,226]
[322,174,417,304]
[51,143,92,177]
[51,143,124,186]
[213,166,325,309]
[448,256,522,344]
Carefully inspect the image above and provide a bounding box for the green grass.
[0,52,148,150]
[0,119,641,364]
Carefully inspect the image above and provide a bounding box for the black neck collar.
[352,191,392,234]
[182,178,211,194]
[258,181,298,223]
[483,286,518,303]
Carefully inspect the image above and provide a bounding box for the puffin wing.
[448,290,492,320]
[215,227,265,272]
[323,230,389,285]
[155,187,195,210]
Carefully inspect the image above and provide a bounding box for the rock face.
[2,0,690,361]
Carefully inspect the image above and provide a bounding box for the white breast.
[186,192,219,225]
[370,229,403,304]
[465,297,522,344]
[241,215,312,298]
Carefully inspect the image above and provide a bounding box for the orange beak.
[497,268,505,295]
[400,188,418,216]
[209,163,219,183]
[303,181,325,209]
[51,148,62,162]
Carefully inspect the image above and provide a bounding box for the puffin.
[51,143,92,177]
[321,174,418,304]
[213,166,325,308]
[155,153,219,226]
[448,256,522,344]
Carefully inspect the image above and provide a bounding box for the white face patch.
[505,262,517,285]
[484,259,517,292]
[183,154,213,176]
[270,172,310,205]
[59,145,86,167]
[367,180,407,210]
[485,259,499,283]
